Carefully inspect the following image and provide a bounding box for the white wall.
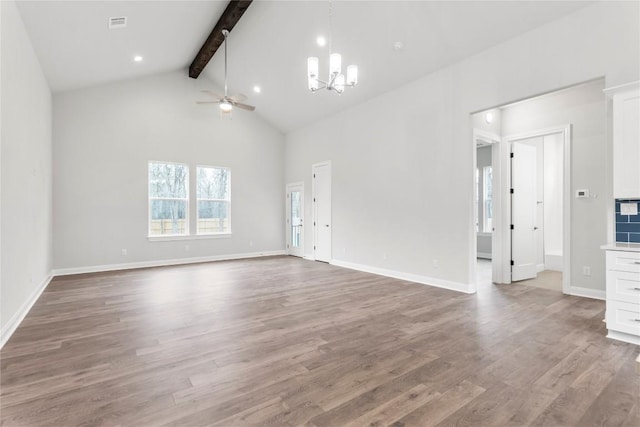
[1,0,53,338]
[503,80,604,287]
[285,1,639,292]
[53,71,285,271]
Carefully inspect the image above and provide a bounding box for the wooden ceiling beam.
[188,0,253,79]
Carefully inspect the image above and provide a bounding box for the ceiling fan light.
[307,57,319,78]
[347,65,358,86]
[329,53,341,75]
[219,101,233,113]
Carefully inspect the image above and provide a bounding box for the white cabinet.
[605,82,640,199]
[605,249,640,345]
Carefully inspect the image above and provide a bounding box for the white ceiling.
[16,1,227,92]
[16,1,593,132]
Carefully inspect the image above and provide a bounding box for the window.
[475,168,480,232]
[197,166,231,234]
[148,162,188,236]
[483,166,493,233]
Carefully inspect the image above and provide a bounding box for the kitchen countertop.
[601,242,640,252]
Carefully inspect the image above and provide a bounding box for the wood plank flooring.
[1,256,638,426]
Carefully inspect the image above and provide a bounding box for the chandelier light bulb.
[307,57,319,78]
[329,53,342,76]
[347,65,358,86]
[335,74,345,93]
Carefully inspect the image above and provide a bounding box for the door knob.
[325,224,330,227]
[533,226,539,230]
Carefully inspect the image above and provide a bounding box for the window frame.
[147,160,190,238]
[196,165,232,236]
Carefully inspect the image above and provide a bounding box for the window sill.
[148,233,232,242]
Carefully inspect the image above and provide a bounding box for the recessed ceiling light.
[253,85,261,93]
[485,112,494,124]
[394,41,404,51]
[316,36,326,47]
[133,55,143,62]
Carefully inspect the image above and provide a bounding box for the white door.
[511,142,538,282]
[286,183,304,257]
[313,162,332,262]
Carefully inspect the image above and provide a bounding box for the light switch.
[621,202,638,215]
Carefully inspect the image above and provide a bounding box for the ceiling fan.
[196,29,255,113]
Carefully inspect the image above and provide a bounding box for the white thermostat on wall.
[576,189,590,198]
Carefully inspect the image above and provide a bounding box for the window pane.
[150,200,187,235]
[484,166,492,200]
[197,201,229,233]
[149,163,187,198]
[475,168,480,232]
[483,166,493,233]
[197,167,230,200]
[290,191,302,247]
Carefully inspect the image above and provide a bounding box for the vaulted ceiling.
[16,1,593,133]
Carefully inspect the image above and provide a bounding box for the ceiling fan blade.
[229,93,247,103]
[196,101,219,104]
[201,90,224,100]
[232,102,255,111]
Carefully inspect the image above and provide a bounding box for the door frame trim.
[285,182,304,257]
[312,160,332,262]
[501,125,571,294]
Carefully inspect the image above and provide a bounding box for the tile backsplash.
[616,199,640,243]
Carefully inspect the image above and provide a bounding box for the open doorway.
[507,129,567,292]
[474,129,500,289]
[471,78,605,295]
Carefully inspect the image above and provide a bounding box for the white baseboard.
[545,254,563,272]
[1,273,53,349]
[330,259,473,294]
[607,330,640,346]
[52,250,286,276]
[477,252,492,260]
[536,263,545,273]
[568,286,606,301]
[303,254,315,261]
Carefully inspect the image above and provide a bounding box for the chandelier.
[307,0,358,94]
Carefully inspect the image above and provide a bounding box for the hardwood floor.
[1,256,638,426]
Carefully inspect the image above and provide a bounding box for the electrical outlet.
[184,245,190,252]
[582,266,591,276]
[343,247,346,254]
[433,259,439,268]
[383,252,387,260]
[121,249,127,256]
[249,241,254,247]
[621,203,638,215]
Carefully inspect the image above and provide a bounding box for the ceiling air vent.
[108,16,127,29]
